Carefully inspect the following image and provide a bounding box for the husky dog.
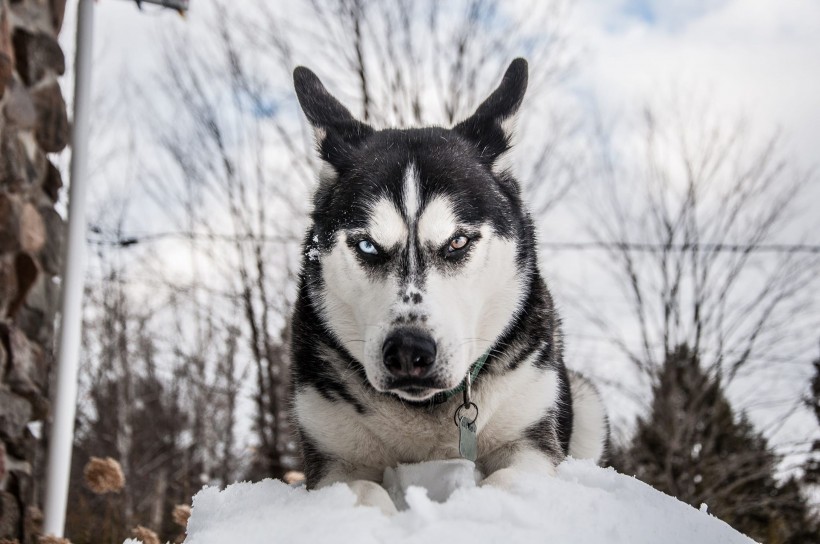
[290,59,608,513]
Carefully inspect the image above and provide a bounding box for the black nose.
[382,329,437,379]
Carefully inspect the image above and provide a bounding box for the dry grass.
[283,470,305,484]
[38,537,71,544]
[83,457,125,494]
[172,504,192,528]
[131,526,160,544]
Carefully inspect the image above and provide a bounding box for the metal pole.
[43,0,95,536]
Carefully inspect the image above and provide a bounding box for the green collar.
[433,350,491,404]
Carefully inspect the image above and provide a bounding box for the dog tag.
[458,416,478,462]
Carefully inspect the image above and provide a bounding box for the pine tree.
[614,345,819,543]
[805,353,820,486]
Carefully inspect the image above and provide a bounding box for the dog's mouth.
[386,377,447,401]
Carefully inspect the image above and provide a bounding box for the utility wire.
[87,228,297,246]
[538,241,820,254]
[86,229,820,254]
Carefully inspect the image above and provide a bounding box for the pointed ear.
[453,58,528,166]
[293,66,373,170]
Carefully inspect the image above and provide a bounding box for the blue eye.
[358,240,378,255]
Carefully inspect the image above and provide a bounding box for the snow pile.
[177,459,752,544]
[383,458,482,509]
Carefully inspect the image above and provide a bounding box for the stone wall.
[0,0,67,542]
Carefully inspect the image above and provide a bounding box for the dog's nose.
[382,329,437,379]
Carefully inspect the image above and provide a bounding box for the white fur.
[368,198,407,249]
[295,63,608,507]
[480,448,556,489]
[567,374,609,461]
[313,126,327,146]
[295,386,458,472]
[474,361,559,454]
[499,112,519,148]
[318,192,525,403]
[320,231,397,379]
[345,480,398,515]
[402,164,421,278]
[417,195,457,247]
[382,222,523,401]
[318,161,337,185]
[492,113,520,177]
[421,224,524,391]
[295,353,561,480]
[402,162,420,221]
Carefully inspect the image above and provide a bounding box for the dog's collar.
[432,350,491,405]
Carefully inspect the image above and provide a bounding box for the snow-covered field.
[148,459,754,544]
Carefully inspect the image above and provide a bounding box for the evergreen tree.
[614,345,818,543]
[805,353,820,486]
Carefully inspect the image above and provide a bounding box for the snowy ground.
[142,459,753,544]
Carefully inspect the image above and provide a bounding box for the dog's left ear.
[294,66,373,171]
[454,58,528,166]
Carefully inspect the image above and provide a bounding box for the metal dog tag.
[458,416,477,462]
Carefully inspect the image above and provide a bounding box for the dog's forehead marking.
[418,195,458,246]
[402,162,420,221]
[402,163,422,279]
[368,197,407,248]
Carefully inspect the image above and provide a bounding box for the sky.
[61,0,820,220]
[57,0,820,474]
[570,0,820,169]
[564,0,820,447]
[67,0,820,168]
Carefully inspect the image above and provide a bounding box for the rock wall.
[0,0,67,542]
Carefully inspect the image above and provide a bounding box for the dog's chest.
[295,362,559,469]
[295,387,461,466]
[364,407,460,463]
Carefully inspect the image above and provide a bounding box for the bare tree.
[58,1,588,540]
[69,247,248,541]
[248,0,579,206]
[569,94,820,462]
[112,0,582,479]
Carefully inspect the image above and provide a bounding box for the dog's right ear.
[453,58,528,168]
[293,66,373,170]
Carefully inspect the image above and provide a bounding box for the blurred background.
[2,0,818,542]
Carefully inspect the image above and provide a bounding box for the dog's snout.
[382,329,437,379]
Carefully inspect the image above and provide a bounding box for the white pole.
[43,0,95,536]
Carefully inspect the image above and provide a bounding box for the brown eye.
[449,235,469,252]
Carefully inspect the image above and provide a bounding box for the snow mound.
[181,459,752,544]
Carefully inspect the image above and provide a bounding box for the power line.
[538,241,820,254]
[86,229,820,254]
[87,229,298,246]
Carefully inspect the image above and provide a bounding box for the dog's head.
[295,59,533,402]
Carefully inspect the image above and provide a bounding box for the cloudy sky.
[61,0,820,207]
[65,0,820,157]
[571,0,820,169]
[58,0,820,468]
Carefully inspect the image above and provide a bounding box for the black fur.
[453,57,528,166]
[298,428,330,485]
[290,59,582,487]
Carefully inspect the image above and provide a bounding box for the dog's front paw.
[480,453,557,490]
[480,467,527,490]
[347,480,398,516]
